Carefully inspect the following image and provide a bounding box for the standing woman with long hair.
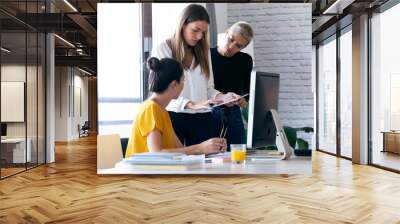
[152,4,239,146]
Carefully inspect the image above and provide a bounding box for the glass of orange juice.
[230,144,246,164]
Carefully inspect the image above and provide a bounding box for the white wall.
[312,45,316,150]
[55,67,89,141]
[227,3,313,143]
[55,66,69,141]
[215,3,228,33]
[73,73,89,138]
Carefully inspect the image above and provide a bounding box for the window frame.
[315,23,353,161]
[368,0,400,173]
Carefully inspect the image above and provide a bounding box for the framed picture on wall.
[1,81,25,122]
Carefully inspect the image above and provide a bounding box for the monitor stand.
[270,109,294,160]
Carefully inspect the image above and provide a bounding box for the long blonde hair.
[168,4,210,79]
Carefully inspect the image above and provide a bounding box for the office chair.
[79,121,90,138]
[97,134,123,170]
[120,138,129,158]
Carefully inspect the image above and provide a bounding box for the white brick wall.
[228,3,313,144]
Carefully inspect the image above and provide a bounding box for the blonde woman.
[152,4,239,146]
[211,21,254,148]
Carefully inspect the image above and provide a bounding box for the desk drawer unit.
[0,139,32,164]
[383,132,400,154]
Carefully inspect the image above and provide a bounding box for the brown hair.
[168,4,210,79]
[147,57,183,94]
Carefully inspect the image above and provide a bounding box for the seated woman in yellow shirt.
[125,57,226,157]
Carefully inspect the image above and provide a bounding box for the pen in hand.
[219,127,228,152]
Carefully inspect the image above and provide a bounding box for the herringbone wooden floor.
[1,136,400,224]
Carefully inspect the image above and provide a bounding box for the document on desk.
[126,152,185,159]
[119,153,205,170]
[204,151,283,163]
[247,153,283,161]
[205,152,230,158]
[205,152,231,163]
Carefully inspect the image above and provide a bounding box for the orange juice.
[231,151,246,163]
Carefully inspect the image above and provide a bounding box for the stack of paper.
[205,152,231,164]
[117,152,204,170]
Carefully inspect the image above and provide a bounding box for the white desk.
[98,152,312,175]
[1,138,31,163]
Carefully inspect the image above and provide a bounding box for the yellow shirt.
[125,100,177,157]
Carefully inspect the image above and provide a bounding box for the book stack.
[117,152,204,170]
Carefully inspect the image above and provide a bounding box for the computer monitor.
[1,123,7,138]
[246,71,280,149]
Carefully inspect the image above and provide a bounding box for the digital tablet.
[211,93,249,108]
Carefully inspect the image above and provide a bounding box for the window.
[318,36,337,154]
[0,1,46,179]
[152,3,192,49]
[97,4,143,138]
[339,28,352,158]
[371,3,400,170]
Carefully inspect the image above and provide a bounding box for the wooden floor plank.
[0,136,400,223]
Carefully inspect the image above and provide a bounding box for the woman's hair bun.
[147,57,161,71]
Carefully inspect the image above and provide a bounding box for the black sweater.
[210,47,253,98]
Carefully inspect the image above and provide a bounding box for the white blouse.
[151,41,220,113]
